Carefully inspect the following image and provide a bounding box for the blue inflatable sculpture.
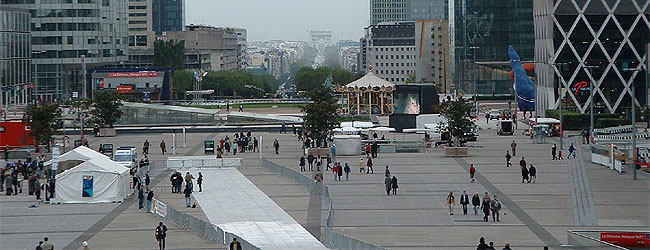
[508,45,535,112]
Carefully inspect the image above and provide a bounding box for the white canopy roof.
[56,156,129,179]
[345,71,394,88]
[45,146,109,166]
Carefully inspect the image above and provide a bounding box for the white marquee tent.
[54,155,130,204]
[45,146,110,166]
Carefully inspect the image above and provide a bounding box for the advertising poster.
[82,175,93,197]
[155,200,168,217]
[600,232,650,248]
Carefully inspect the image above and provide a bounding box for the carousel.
[336,71,394,115]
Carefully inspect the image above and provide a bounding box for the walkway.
[188,168,327,250]
[566,137,598,226]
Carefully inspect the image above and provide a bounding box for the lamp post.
[622,67,641,180]
[583,65,599,140]
[554,62,570,150]
[31,50,45,106]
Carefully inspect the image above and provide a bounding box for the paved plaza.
[1,117,648,249]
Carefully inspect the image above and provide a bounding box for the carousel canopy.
[345,71,394,88]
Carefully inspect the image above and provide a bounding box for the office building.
[232,27,249,70]
[5,0,129,101]
[411,0,447,20]
[152,0,184,35]
[0,7,31,106]
[365,22,416,84]
[449,0,535,96]
[370,0,410,25]
[415,20,450,93]
[128,0,154,49]
[534,0,648,115]
[163,25,238,71]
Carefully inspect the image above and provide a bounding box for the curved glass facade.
[0,7,32,106]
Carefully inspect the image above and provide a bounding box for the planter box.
[98,128,116,137]
[445,147,468,157]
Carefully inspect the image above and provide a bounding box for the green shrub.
[545,109,620,130]
[596,118,631,128]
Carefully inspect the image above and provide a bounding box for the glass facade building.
[450,0,535,95]
[3,0,128,102]
[534,0,648,115]
[0,7,31,106]
[152,0,184,35]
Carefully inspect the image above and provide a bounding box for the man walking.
[469,164,476,182]
[505,151,512,167]
[366,157,374,174]
[460,191,470,215]
[307,153,315,171]
[472,192,481,216]
[197,172,203,192]
[143,139,150,154]
[384,165,390,177]
[491,195,502,222]
[230,238,242,250]
[160,140,166,155]
[446,192,456,215]
[344,163,350,181]
[391,175,398,195]
[529,165,537,183]
[568,143,576,159]
[155,222,167,250]
[384,176,392,195]
[145,172,151,192]
[273,138,280,154]
[519,157,527,170]
[138,186,144,209]
[183,185,192,208]
[552,144,557,160]
[510,140,517,156]
[41,237,53,250]
[146,190,154,212]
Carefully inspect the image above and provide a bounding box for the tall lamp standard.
[622,67,641,180]
[31,50,46,106]
[554,62,570,150]
[583,65,600,141]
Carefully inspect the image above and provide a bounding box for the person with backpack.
[446,192,456,215]
[472,192,481,216]
[469,164,476,182]
[491,195,502,222]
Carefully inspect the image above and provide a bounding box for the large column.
[534,0,555,116]
[357,91,360,115]
[380,92,384,115]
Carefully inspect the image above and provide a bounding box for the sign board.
[72,92,78,98]
[108,72,159,78]
[600,232,650,248]
[116,85,134,93]
[154,200,167,217]
[82,175,93,197]
[142,92,151,101]
[51,147,60,171]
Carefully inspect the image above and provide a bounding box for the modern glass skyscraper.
[449,0,535,95]
[3,0,128,101]
[0,7,31,106]
[152,0,184,35]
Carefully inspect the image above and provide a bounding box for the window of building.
[67,36,73,44]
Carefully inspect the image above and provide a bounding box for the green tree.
[173,70,194,99]
[23,104,61,149]
[438,99,475,146]
[405,73,416,83]
[302,88,340,144]
[324,46,341,69]
[91,92,123,128]
[332,68,356,86]
[153,39,186,70]
[294,67,330,91]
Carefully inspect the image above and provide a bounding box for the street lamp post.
[623,67,641,180]
[583,65,599,141]
[554,62,570,150]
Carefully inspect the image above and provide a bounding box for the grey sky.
[186,0,369,42]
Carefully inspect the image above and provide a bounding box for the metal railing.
[150,198,260,250]
[262,159,389,250]
[166,156,242,169]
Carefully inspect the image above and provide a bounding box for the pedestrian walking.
[253,137,259,152]
[280,121,286,134]
[529,165,536,183]
[138,186,144,209]
[391,175,398,195]
[337,164,343,181]
[552,144,557,160]
[481,194,491,222]
[82,241,90,250]
[146,190,154,212]
[155,222,167,250]
[460,191,470,215]
[469,164,476,182]
[510,140,517,156]
[183,185,192,207]
[359,157,365,173]
[384,165,390,177]
[477,237,489,250]
[519,157,527,169]
[521,164,529,183]
[472,192,481,215]
[160,140,166,154]
[384,176,391,195]
[307,153,315,171]
[568,143,576,159]
[366,157,374,174]
[41,237,53,250]
[36,240,43,250]
[326,154,332,171]
[491,195,502,222]
[145,172,151,192]
[446,192,456,215]
[502,242,512,250]
[197,172,203,192]
[330,144,336,161]
[143,139,150,154]
[299,156,306,171]
[344,163,350,180]
[273,139,280,154]
[229,238,242,250]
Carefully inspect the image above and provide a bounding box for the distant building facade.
[411,0,447,20]
[152,0,184,35]
[163,25,238,71]
[128,0,154,49]
[365,22,417,84]
[0,7,31,106]
[309,30,332,51]
[370,0,410,25]
[415,20,450,93]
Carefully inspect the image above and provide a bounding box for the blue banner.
[83,175,93,197]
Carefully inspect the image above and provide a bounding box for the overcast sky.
[186,0,369,42]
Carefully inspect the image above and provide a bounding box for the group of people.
[502,141,538,184]
[447,191,503,222]
[1,154,55,201]
[215,131,259,157]
[169,171,203,208]
[477,236,513,250]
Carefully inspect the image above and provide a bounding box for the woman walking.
[391,176,398,195]
[521,165,530,183]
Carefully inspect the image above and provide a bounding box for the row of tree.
[294,67,359,91]
[173,70,279,99]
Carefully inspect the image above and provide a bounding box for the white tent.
[54,156,130,204]
[340,121,374,128]
[45,146,109,166]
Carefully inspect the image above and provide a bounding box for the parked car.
[488,109,501,120]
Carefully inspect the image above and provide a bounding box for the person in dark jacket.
[138,186,144,209]
[391,176,398,195]
[307,154,315,171]
[197,172,203,192]
[229,238,242,250]
[384,165,390,177]
[529,165,537,183]
[384,176,391,195]
[343,163,351,181]
[183,186,192,208]
[146,190,154,212]
[477,237,490,249]
[366,157,374,174]
[336,164,343,181]
[481,195,491,222]
[460,191,470,215]
[299,156,306,171]
[521,165,529,183]
[472,192,481,216]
